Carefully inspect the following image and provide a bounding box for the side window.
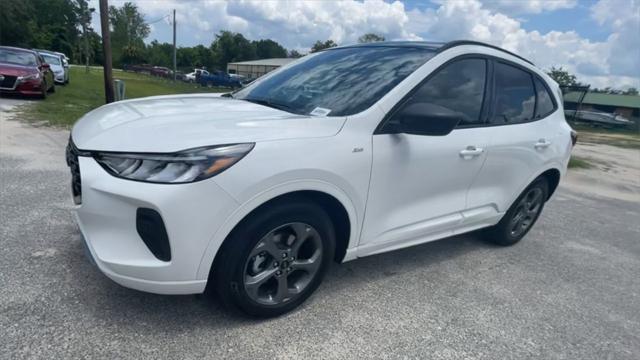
[492,62,536,124]
[400,58,487,127]
[534,77,555,118]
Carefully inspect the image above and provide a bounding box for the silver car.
[38,51,67,85]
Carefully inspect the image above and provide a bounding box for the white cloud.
[93,0,639,89]
[480,0,577,14]
[406,0,638,88]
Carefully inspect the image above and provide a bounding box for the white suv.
[67,41,574,317]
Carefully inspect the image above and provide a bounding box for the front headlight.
[94,143,254,184]
[19,73,41,81]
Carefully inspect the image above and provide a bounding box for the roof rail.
[439,40,534,65]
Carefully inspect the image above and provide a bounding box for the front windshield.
[233,46,436,116]
[0,49,38,66]
[42,54,61,66]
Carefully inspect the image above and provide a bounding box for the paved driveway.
[1,99,639,359]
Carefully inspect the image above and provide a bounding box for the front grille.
[66,138,82,204]
[0,75,17,90]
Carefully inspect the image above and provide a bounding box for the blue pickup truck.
[198,71,243,89]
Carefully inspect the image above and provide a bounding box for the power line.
[147,14,170,25]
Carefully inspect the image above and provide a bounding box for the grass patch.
[16,66,225,127]
[569,121,640,150]
[576,130,640,150]
[568,156,593,169]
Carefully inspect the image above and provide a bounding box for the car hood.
[0,63,37,76]
[72,94,346,152]
[49,64,64,73]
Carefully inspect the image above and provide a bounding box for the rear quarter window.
[534,77,556,118]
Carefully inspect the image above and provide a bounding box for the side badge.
[352,147,364,153]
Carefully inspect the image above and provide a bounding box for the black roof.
[329,40,534,65]
[333,41,446,51]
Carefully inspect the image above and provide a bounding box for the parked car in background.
[151,66,172,78]
[174,71,187,82]
[198,70,243,88]
[123,63,153,74]
[0,46,54,99]
[67,41,574,317]
[36,50,67,85]
[54,51,70,84]
[185,69,209,83]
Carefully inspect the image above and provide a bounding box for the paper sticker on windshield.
[310,107,332,117]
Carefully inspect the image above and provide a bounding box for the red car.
[0,46,55,99]
[150,66,172,78]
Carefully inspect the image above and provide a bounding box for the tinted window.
[492,62,535,124]
[534,77,555,118]
[234,47,436,116]
[42,54,61,65]
[400,58,487,126]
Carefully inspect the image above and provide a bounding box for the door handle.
[459,146,484,159]
[534,139,552,149]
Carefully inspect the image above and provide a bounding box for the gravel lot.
[1,97,639,359]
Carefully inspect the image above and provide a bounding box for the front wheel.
[483,178,549,246]
[212,200,335,317]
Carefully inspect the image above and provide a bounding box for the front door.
[359,57,490,255]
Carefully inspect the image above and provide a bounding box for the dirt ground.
[565,132,640,202]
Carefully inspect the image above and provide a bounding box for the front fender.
[195,179,360,280]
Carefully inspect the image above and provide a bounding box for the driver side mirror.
[393,102,461,136]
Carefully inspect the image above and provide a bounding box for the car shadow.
[69,231,495,330]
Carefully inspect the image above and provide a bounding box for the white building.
[227,58,295,79]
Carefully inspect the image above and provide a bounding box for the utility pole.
[99,0,115,103]
[172,9,177,82]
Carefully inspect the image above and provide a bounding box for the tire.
[39,84,47,99]
[211,199,335,317]
[483,177,549,246]
[48,83,55,93]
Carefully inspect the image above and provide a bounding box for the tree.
[547,66,578,86]
[0,0,37,48]
[109,2,150,67]
[358,33,385,43]
[288,49,304,58]
[1,0,81,58]
[311,40,337,53]
[76,0,95,71]
[253,39,287,59]
[210,31,257,70]
[146,40,173,67]
[623,87,638,95]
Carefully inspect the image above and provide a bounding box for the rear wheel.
[212,200,335,317]
[483,178,548,246]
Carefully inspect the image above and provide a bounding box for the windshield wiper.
[243,98,299,114]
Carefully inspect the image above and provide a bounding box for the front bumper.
[54,73,65,83]
[0,79,44,96]
[72,155,239,294]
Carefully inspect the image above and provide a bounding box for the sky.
[91,0,640,89]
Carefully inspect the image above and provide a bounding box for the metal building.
[227,58,295,80]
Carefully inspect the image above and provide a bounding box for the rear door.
[467,60,560,214]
